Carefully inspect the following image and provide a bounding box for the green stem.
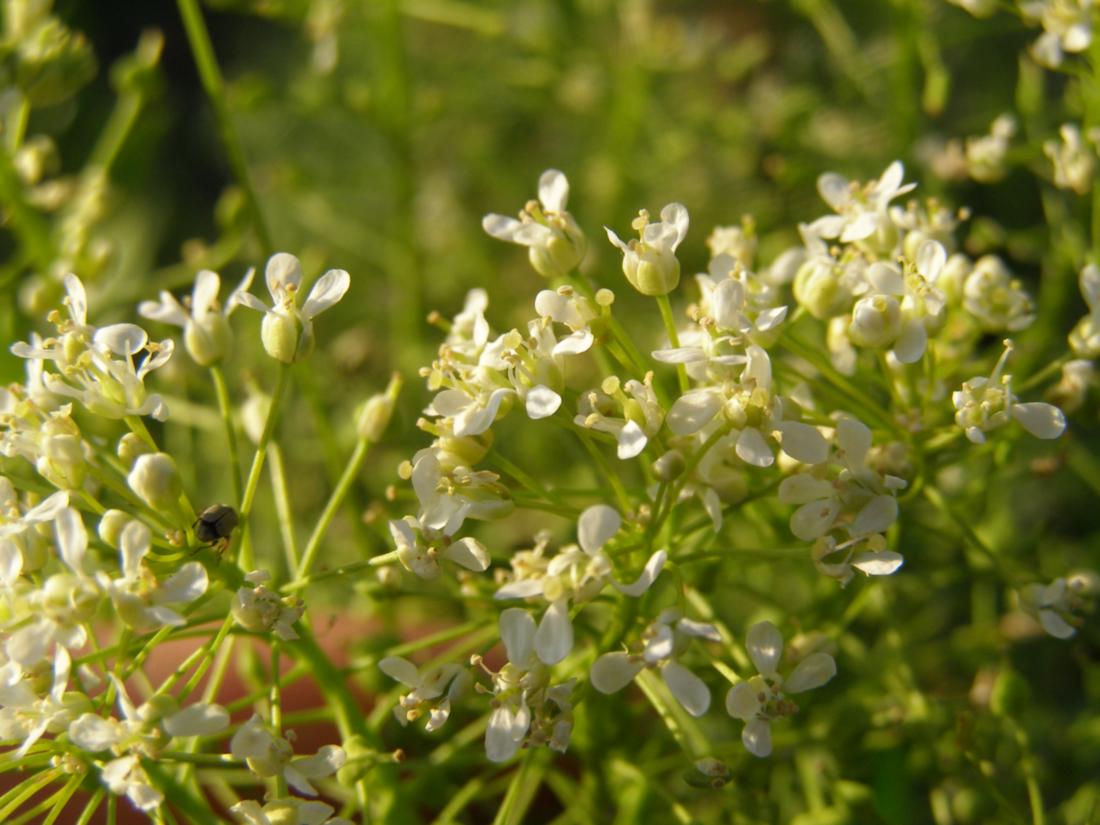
[295,437,370,581]
[74,789,104,825]
[210,365,243,504]
[176,0,273,255]
[572,426,631,513]
[655,294,689,394]
[237,363,292,570]
[268,443,299,573]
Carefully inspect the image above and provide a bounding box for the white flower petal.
[485,706,526,762]
[736,427,774,467]
[535,599,574,665]
[836,416,872,465]
[775,421,829,465]
[677,619,721,641]
[652,346,707,364]
[163,703,229,737]
[1039,609,1076,639]
[293,745,347,778]
[525,385,561,420]
[850,495,898,536]
[442,537,490,572]
[265,253,302,297]
[302,269,350,318]
[578,504,621,555]
[851,551,904,576]
[192,270,221,317]
[538,169,569,213]
[778,474,834,505]
[746,620,783,676]
[1012,402,1067,440]
[614,549,666,597]
[158,562,209,604]
[617,420,648,459]
[552,329,593,356]
[494,579,545,600]
[590,652,644,694]
[724,682,761,720]
[892,320,926,364]
[500,608,537,666]
[379,656,421,687]
[867,262,905,295]
[94,324,148,356]
[742,717,773,757]
[69,714,119,752]
[662,661,710,717]
[55,507,87,574]
[791,498,841,541]
[785,652,837,693]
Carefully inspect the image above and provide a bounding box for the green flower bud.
[356,374,403,442]
[184,313,232,367]
[97,509,132,549]
[128,452,183,513]
[848,295,902,348]
[793,260,850,320]
[117,432,151,468]
[653,449,686,481]
[261,311,306,364]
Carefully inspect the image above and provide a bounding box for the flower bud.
[653,449,686,481]
[117,432,151,468]
[848,295,902,349]
[793,260,850,320]
[261,311,306,364]
[97,509,131,549]
[623,251,680,297]
[184,313,232,366]
[356,374,403,442]
[128,452,183,513]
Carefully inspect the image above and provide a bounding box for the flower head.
[236,253,350,363]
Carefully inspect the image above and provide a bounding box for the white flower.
[100,755,163,812]
[811,161,915,248]
[952,341,1067,444]
[606,203,689,296]
[1043,123,1098,194]
[480,609,576,762]
[236,252,350,363]
[406,448,512,538]
[231,570,304,640]
[778,417,906,549]
[483,169,587,279]
[230,713,346,796]
[378,655,470,731]
[965,114,1016,183]
[574,375,664,460]
[963,256,1036,333]
[389,516,489,580]
[1023,0,1092,67]
[139,268,254,365]
[724,621,836,757]
[12,277,175,421]
[494,505,666,665]
[1069,263,1100,358]
[590,610,720,717]
[1018,573,1097,638]
[97,519,208,630]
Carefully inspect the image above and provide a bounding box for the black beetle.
[194,504,238,548]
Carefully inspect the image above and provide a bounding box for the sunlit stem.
[209,365,243,505]
[237,363,292,570]
[655,294,689,394]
